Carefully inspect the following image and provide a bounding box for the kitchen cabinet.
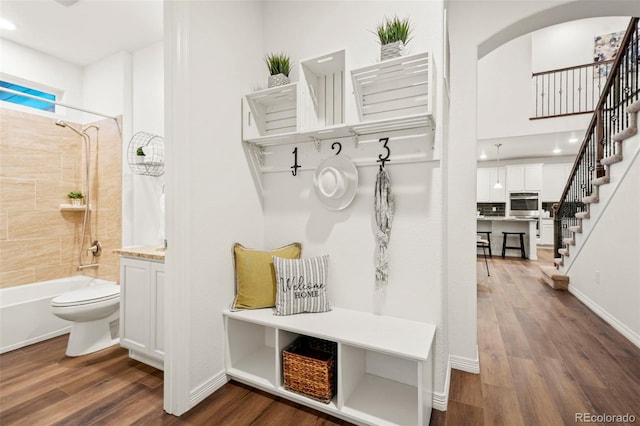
[541,218,555,245]
[119,256,165,370]
[507,164,542,192]
[542,163,573,202]
[477,167,506,202]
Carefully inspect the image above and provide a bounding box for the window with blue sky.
[0,80,56,112]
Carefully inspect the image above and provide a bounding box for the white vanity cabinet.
[224,308,435,425]
[119,256,165,370]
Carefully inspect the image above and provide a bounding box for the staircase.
[553,101,639,273]
[543,17,640,290]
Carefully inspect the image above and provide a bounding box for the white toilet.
[51,281,121,357]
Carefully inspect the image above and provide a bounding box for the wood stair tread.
[541,266,569,290]
[558,248,570,256]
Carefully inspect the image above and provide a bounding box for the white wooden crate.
[352,52,432,122]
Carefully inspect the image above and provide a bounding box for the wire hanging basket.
[127,131,165,177]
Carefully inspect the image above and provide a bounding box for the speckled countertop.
[477,216,538,221]
[113,246,165,261]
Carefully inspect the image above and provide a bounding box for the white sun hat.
[313,155,359,210]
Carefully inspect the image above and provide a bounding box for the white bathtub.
[0,276,117,354]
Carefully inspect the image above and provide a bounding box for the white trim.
[163,0,193,416]
[450,345,480,373]
[189,370,229,408]
[569,285,640,349]
[432,358,451,411]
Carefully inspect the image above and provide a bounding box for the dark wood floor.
[2,248,639,425]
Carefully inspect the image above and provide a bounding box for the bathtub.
[0,276,117,354]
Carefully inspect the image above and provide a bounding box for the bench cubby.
[223,307,435,425]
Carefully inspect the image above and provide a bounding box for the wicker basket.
[282,336,337,403]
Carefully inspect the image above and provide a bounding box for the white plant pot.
[268,73,290,88]
[70,199,83,207]
[380,41,406,61]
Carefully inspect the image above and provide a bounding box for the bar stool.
[477,231,492,257]
[477,236,490,276]
[501,232,526,259]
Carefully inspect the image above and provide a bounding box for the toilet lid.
[51,283,120,307]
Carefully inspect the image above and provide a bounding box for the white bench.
[223,307,436,426]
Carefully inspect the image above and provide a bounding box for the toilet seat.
[51,283,120,308]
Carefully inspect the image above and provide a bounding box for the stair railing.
[531,59,613,119]
[554,17,639,257]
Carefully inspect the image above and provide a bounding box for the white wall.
[164,0,265,414]
[567,133,639,346]
[261,0,451,401]
[531,16,631,72]
[448,0,639,374]
[132,42,165,247]
[0,38,84,122]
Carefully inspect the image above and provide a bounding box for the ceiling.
[0,0,163,67]
[0,1,587,162]
[477,129,583,163]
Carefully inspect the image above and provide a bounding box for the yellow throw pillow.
[232,242,302,310]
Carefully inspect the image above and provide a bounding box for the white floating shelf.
[244,113,433,147]
[59,203,90,211]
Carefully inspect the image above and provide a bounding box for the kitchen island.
[477,217,538,260]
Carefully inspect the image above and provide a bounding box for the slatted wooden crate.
[351,52,432,122]
[245,83,298,136]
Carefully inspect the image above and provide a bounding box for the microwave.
[510,192,540,217]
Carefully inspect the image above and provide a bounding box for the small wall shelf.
[223,307,435,425]
[59,203,90,211]
[127,131,165,177]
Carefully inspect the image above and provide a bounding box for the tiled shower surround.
[0,108,122,288]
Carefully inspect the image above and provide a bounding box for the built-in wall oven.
[510,192,541,239]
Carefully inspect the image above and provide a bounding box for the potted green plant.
[67,190,84,207]
[265,52,292,88]
[136,146,146,162]
[375,16,413,61]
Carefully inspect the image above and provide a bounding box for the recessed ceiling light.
[553,147,562,154]
[0,18,16,31]
[568,137,579,143]
[479,152,487,160]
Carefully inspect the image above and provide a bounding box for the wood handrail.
[531,59,614,77]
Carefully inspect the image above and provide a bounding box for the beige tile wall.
[0,107,122,288]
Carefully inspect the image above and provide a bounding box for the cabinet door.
[542,220,555,245]
[524,164,542,191]
[120,257,150,353]
[476,168,491,202]
[490,167,506,202]
[507,166,525,191]
[150,262,165,358]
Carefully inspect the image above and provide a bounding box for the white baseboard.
[450,346,480,373]
[189,370,229,409]
[432,358,451,411]
[569,286,640,349]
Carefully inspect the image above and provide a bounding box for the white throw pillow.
[273,254,331,316]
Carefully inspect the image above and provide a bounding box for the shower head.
[55,120,84,137]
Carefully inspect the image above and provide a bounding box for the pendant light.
[493,143,503,189]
